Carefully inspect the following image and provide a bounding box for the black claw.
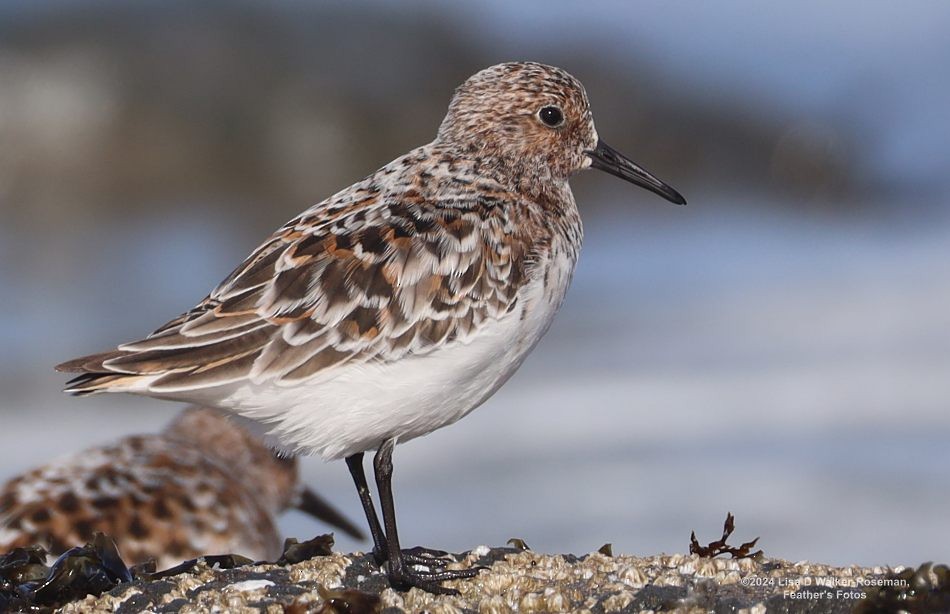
[369,546,449,567]
[390,573,460,595]
[412,567,482,582]
[391,547,483,589]
[387,566,481,595]
[403,545,451,559]
[401,547,455,567]
[384,548,484,593]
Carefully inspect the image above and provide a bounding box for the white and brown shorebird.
[0,406,363,569]
[57,62,685,593]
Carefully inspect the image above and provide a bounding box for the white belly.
[219,255,576,460]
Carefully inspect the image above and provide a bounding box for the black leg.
[345,453,388,565]
[346,452,457,568]
[373,438,483,595]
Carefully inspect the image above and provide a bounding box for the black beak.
[294,485,366,541]
[586,139,687,205]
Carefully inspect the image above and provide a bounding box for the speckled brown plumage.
[55,64,610,459]
[53,61,685,593]
[0,407,359,568]
[58,153,574,391]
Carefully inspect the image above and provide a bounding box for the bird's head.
[437,61,685,204]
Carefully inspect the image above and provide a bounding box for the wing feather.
[58,166,534,397]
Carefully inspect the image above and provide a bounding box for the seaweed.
[0,545,49,585]
[0,533,133,611]
[276,534,335,566]
[689,512,761,559]
[136,553,256,581]
[0,531,340,610]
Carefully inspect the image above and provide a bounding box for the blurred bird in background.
[0,406,363,568]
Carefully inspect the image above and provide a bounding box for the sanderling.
[0,406,362,568]
[57,62,685,593]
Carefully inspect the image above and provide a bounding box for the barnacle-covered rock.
[3,533,944,612]
[47,544,945,613]
[854,562,950,613]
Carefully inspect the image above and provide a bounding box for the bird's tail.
[56,351,152,395]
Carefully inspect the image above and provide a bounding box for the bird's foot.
[385,548,485,595]
[372,545,454,566]
[401,545,455,565]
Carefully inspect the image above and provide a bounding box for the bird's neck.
[428,141,570,203]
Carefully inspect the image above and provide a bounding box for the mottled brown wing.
[59,190,527,395]
[0,435,282,566]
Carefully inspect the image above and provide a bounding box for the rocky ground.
[3,523,947,613]
[51,546,948,614]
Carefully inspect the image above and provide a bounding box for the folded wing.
[58,190,527,397]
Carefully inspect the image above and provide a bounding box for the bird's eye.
[538,105,564,128]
